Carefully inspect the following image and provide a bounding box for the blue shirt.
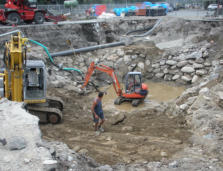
[94,98,103,115]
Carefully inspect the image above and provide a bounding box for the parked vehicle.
[208,4,218,10]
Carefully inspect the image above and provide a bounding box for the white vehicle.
[208,4,218,10]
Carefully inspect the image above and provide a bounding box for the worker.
[127,75,135,93]
[91,92,105,135]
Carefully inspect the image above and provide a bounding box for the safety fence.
[37,4,136,15]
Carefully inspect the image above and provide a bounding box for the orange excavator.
[82,62,148,106]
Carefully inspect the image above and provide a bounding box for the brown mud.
[40,81,191,165]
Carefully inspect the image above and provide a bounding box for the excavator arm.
[82,62,122,96]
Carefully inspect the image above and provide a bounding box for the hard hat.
[141,83,148,90]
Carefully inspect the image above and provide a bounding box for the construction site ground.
[1,12,223,170]
[41,81,191,165]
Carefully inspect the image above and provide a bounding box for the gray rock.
[181,75,192,82]
[116,49,125,57]
[0,138,7,146]
[137,62,144,70]
[188,60,194,65]
[193,63,204,69]
[124,55,131,64]
[204,62,211,67]
[169,161,179,168]
[111,113,126,125]
[169,69,178,75]
[217,91,223,108]
[8,136,27,150]
[170,65,177,70]
[186,51,202,59]
[180,104,188,110]
[212,60,219,66]
[178,53,186,59]
[97,165,113,171]
[153,68,161,73]
[164,74,172,81]
[192,75,199,83]
[181,66,195,73]
[160,60,166,66]
[196,69,207,76]
[172,75,180,80]
[116,58,123,66]
[163,68,169,74]
[131,55,137,60]
[219,60,223,65]
[202,51,209,58]
[145,60,151,66]
[107,55,119,61]
[146,73,154,79]
[166,60,177,66]
[43,160,57,171]
[199,87,209,94]
[152,63,160,69]
[155,73,164,78]
[126,50,133,54]
[200,47,207,52]
[67,156,73,162]
[195,58,204,64]
[139,54,146,58]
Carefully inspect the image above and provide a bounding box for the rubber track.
[26,106,62,123]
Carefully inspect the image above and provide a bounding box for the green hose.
[28,39,82,74]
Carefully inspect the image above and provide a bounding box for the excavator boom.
[82,62,122,96]
[82,61,148,107]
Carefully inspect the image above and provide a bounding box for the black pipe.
[126,26,153,35]
[51,41,125,57]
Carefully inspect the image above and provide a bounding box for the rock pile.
[151,45,213,84]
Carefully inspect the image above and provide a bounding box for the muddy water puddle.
[94,81,185,111]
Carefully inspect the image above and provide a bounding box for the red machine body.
[0,0,65,25]
[82,62,148,106]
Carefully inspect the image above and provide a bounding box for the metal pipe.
[51,41,125,57]
[131,19,162,37]
[0,30,24,38]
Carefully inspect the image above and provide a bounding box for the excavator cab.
[125,72,142,94]
[23,60,46,103]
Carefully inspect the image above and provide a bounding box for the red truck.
[0,0,66,25]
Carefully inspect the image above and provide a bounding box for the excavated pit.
[40,81,191,165]
[2,17,221,167]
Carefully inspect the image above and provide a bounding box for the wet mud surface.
[40,82,191,165]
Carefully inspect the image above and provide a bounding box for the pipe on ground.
[51,41,125,57]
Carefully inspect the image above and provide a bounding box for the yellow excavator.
[0,32,63,124]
